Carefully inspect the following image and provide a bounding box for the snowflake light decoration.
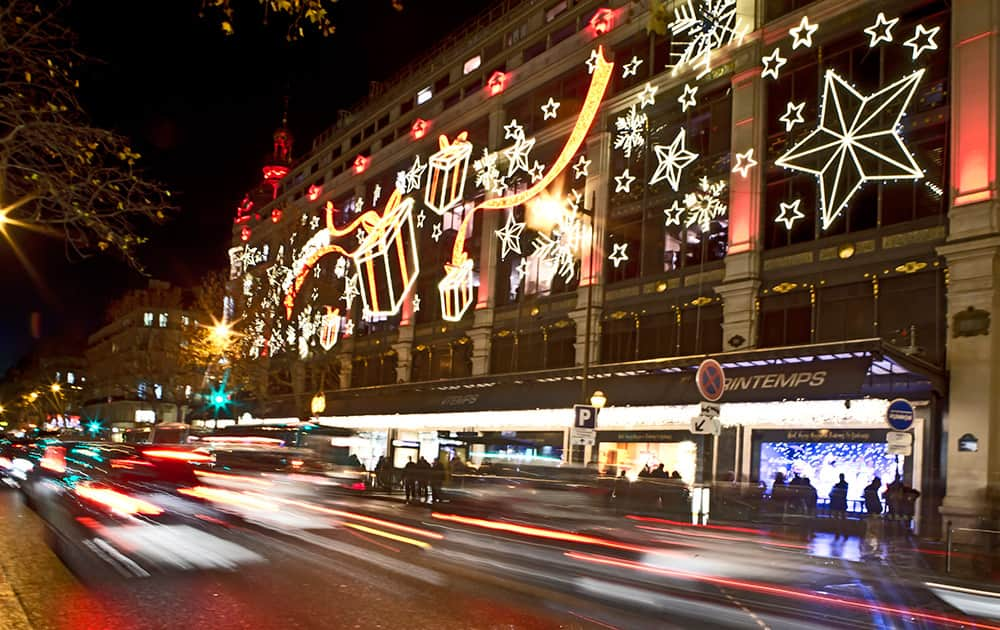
[668,0,746,76]
[531,232,576,283]
[613,104,647,159]
[474,149,506,194]
[650,128,699,191]
[775,68,925,231]
[684,177,728,231]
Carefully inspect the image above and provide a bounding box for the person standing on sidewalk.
[403,457,416,503]
[863,476,883,558]
[829,473,849,537]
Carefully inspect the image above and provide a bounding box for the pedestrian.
[829,473,849,537]
[670,471,682,480]
[431,458,445,503]
[638,465,652,478]
[403,457,416,503]
[652,463,667,478]
[883,474,905,537]
[613,470,630,511]
[802,477,818,517]
[416,456,432,502]
[863,476,883,557]
[901,483,921,536]
[771,472,788,519]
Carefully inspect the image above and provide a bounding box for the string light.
[613,104,648,159]
[731,148,757,178]
[789,16,818,49]
[761,48,787,80]
[864,12,898,47]
[775,199,806,230]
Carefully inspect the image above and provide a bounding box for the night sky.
[0,0,492,371]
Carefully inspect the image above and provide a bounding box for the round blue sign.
[886,398,915,431]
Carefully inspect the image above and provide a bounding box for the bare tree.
[0,1,173,270]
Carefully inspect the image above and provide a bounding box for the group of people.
[610,466,690,515]
[401,456,446,504]
[770,472,820,516]
[636,463,684,480]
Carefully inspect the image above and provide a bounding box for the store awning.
[312,338,946,417]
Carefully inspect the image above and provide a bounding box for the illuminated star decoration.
[356,228,367,245]
[206,371,234,418]
[649,128,699,191]
[586,49,601,74]
[343,319,355,337]
[864,12,899,48]
[309,215,320,230]
[540,97,561,120]
[622,56,643,78]
[668,0,746,76]
[411,294,421,312]
[342,274,360,310]
[614,169,637,193]
[404,155,427,193]
[775,68,925,231]
[684,177,728,231]
[638,82,658,109]
[678,83,698,112]
[663,200,686,227]
[572,155,591,180]
[613,104,648,159]
[779,101,806,132]
[515,257,529,282]
[761,48,787,80]
[495,212,525,259]
[504,134,536,177]
[608,242,629,268]
[416,209,427,228]
[431,222,443,242]
[732,148,758,178]
[789,15,818,49]
[334,256,348,278]
[775,199,806,230]
[503,119,525,141]
[904,24,940,60]
[528,161,546,183]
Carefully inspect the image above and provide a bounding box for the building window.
[679,303,723,355]
[412,346,431,382]
[416,86,433,105]
[816,282,874,343]
[143,312,153,326]
[545,322,576,369]
[638,311,678,359]
[181,315,190,327]
[66,372,75,385]
[138,382,147,400]
[184,384,192,399]
[463,55,481,75]
[490,331,515,374]
[758,292,812,348]
[878,270,946,364]
[601,315,637,363]
[545,0,567,22]
[158,313,168,327]
[55,371,61,383]
[153,384,163,400]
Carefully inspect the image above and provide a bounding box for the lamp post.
[577,194,602,464]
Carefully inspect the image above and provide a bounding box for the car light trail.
[195,470,274,486]
[75,484,163,516]
[626,514,770,536]
[251,495,444,540]
[179,486,279,511]
[342,522,431,549]
[634,524,807,550]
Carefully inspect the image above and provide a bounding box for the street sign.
[700,401,720,417]
[690,415,720,435]
[696,359,726,402]
[573,404,597,429]
[886,431,913,447]
[886,398,915,431]
[570,429,595,446]
[887,442,912,456]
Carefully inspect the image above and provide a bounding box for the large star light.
[650,128,699,191]
[775,69,925,231]
[495,213,525,259]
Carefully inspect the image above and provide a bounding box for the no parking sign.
[696,359,726,402]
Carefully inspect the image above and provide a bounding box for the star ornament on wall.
[678,83,698,112]
[731,148,758,178]
[431,222,443,242]
[761,48,787,80]
[411,294,421,312]
[608,242,629,268]
[572,155,591,180]
[789,16,818,49]
[541,97,561,120]
[649,128,699,191]
[495,212,525,259]
[775,199,806,229]
[416,209,427,228]
[614,168,637,193]
[622,56,643,78]
[904,24,940,60]
[864,12,899,48]
[586,49,601,75]
[775,68,925,231]
[663,199,686,227]
[638,82,658,109]
[780,101,806,132]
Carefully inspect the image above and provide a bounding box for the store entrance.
[598,439,698,483]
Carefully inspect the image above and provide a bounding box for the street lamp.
[50,383,61,393]
[590,390,607,409]
[311,392,326,416]
[211,322,232,345]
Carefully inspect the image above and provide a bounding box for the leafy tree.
[0,1,173,270]
[200,0,404,41]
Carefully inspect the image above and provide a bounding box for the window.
[181,315,190,327]
[463,55,481,75]
[153,384,163,400]
[680,304,723,355]
[184,384,192,399]
[506,22,527,46]
[545,0,567,22]
[758,292,812,348]
[638,311,678,359]
[878,270,945,364]
[490,331,515,373]
[143,312,153,326]
[137,382,147,400]
[66,372,75,385]
[412,346,431,382]
[158,313,168,327]
[416,86,433,105]
[545,322,576,369]
[816,282,874,343]
[601,315,637,363]
[55,371,61,382]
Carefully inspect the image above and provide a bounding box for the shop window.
[758,292,812,348]
[412,346,431,382]
[638,310,678,359]
[491,332,515,374]
[601,315,637,363]
[546,322,576,369]
[143,312,153,326]
[878,270,945,364]
[158,313,168,327]
[517,330,545,372]
[680,304,723,355]
[816,282,874,343]
[452,340,473,378]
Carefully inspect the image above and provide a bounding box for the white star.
[528,160,546,183]
[540,97,561,120]
[416,209,426,228]
[313,264,323,279]
[300,213,308,225]
[775,199,806,230]
[342,274,359,310]
[309,215,320,230]
[775,68,925,231]
[779,101,806,132]
[586,49,601,74]
[372,184,382,206]
[334,256,347,278]
[663,200,686,227]
[405,155,427,193]
[761,48,787,80]
[614,169,636,193]
[356,228,367,245]
[515,258,529,285]
[732,148,758,178]
[411,294,421,312]
[572,155,591,180]
[431,222,443,242]
[608,242,629,268]
[503,119,525,141]
[649,128,699,191]
[504,135,536,177]
[904,24,940,60]
[622,56,643,78]
[638,82,658,109]
[789,16,818,49]
[495,213,525,259]
[864,12,899,48]
[343,319,354,337]
[678,83,698,112]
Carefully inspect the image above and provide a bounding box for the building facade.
[81,280,198,429]
[228,0,1000,534]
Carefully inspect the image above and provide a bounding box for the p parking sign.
[574,405,597,429]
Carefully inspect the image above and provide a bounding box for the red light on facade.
[234,196,253,224]
[487,71,507,96]
[411,118,429,140]
[353,154,370,175]
[262,165,289,181]
[271,208,283,223]
[240,225,251,242]
[589,8,614,35]
[307,184,322,201]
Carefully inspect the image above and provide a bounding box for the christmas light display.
[572,155,591,180]
[353,155,370,175]
[622,56,643,78]
[473,149,506,194]
[411,294,421,313]
[352,192,420,316]
[775,199,805,230]
[663,200,685,226]
[731,148,757,178]
[440,258,475,322]
[608,242,629,268]
[495,212,525,259]
[531,230,577,283]
[425,132,472,215]
[684,177,728,231]
[789,16,818,49]
[487,71,507,96]
[541,97,561,120]
[342,274,360,310]
[240,225,251,242]
[864,12,898,47]
[431,222,443,242]
[678,83,698,112]
[650,128,699,191]
[638,83,658,109]
[614,168,636,193]
[234,196,254,224]
[318,307,340,350]
[411,118,429,140]
[904,24,940,60]
[614,104,648,159]
[307,184,323,201]
[589,7,614,35]
[504,134,536,177]
[775,68,925,231]
[761,48,787,80]
[416,210,426,228]
[309,216,320,230]
[668,0,745,76]
[779,101,806,132]
[586,49,601,75]
[400,155,427,194]
[504,119,525,142]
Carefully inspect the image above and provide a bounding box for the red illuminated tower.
[234,101,294,230]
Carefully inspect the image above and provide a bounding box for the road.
[0,483,996,630]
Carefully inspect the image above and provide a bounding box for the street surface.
[0,482,997,630]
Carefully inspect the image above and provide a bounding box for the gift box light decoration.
[318,306,341,350]
[439,257,475,322]
[352,190,420,316]
[425,132,472,215]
